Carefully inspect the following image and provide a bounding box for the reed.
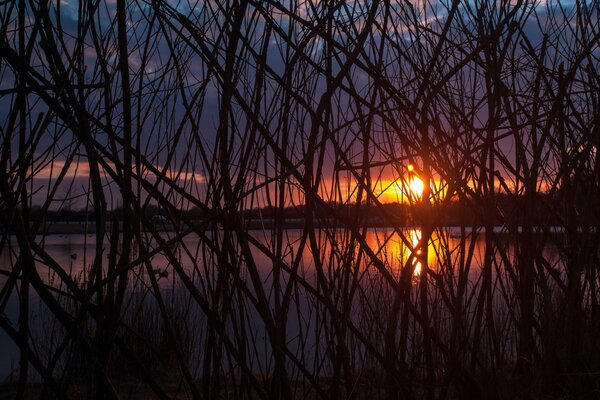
[1,0,599,398]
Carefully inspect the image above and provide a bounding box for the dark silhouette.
[1,0,599,398]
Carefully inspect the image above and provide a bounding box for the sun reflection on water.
[409,229,423,276]
[365,228,439,278]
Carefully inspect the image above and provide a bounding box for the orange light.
[408,177,424,198]
[407,164,414,172]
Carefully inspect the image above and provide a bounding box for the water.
[1,227,564,381]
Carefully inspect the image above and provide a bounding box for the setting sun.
[408,177,424,199]
[376,175,430,203]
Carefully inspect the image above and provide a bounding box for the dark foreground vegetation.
[1,0,600,398]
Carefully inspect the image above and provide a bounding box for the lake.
[0,226,566,387]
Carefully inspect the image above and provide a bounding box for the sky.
[1,0,597,210]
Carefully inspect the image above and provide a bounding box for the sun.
[378,169,427,203]
[408,177,424,199]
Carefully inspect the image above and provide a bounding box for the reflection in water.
[1,229,483,289]
[409,229,422,276]
[365,228,446,278]
[0,229,496,379]
[401,229,440,277]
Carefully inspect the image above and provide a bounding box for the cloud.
[31,159,93,180]
[31,158,207,184]
[144,165,208,184]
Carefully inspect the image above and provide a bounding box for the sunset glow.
[376,175,430,203]
[408,177,424,199]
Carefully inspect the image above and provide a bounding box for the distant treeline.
[29,192,597,228]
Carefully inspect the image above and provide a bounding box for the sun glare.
[378,175,427,203]
[408,177,424,199]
